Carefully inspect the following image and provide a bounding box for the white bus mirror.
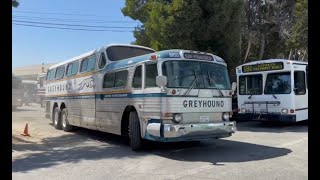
[231,82,237,93]
[156,76,167,87]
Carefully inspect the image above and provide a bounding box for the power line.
[12,10,115,17]
[13,23,134,32]
[12,15,139,24]
[12,20,136,29]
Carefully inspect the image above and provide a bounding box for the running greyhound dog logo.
[78,77,95,90]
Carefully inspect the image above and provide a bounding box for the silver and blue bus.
[44,44,236,150]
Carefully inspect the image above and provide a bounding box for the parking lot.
[12,104,308,180]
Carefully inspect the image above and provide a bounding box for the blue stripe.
[46,93,165,100]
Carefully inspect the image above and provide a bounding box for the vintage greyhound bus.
[44,44,236,150]
[236,59,308,123]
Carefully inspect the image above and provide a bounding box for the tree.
[12,0,19,8]
[122,0,245,72]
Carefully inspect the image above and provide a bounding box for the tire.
[53,107,62,130]
[61,109,74,132]
[129,111,143,151]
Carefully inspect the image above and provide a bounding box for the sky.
[12,0,139,68]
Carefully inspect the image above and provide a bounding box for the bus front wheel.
[129,111,143,151]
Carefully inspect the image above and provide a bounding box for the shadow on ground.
[235,120,308,133]
[12,127,292,173]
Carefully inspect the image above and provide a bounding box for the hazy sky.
[12,0,139,68]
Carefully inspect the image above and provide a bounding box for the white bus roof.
[48,44,155,70]
[237,59,308,68]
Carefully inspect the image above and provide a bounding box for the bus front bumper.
[145,121,236,142]
[237,113,296,122]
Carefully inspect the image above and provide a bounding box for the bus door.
[293,65,308,120]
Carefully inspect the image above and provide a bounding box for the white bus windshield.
[162,61,231,90]
[264,72,291,94]
[239,74,263,95]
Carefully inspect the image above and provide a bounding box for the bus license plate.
[200,116,209,122]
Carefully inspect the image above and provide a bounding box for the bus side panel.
[95,95,126,135]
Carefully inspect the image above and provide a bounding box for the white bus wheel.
[53,107,62,130]
[129,111,144,151]
[61,109,73,132]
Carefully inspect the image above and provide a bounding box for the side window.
[71,61,79,75]
[80,59,88,72]
[114,71,128,87]
[103,73,115,88]
[66,63,73,77]
[87,55,96,71]
[80,56,96,72]
[306,65,308,89]
[55,66,65,79]
[98,53,107,69]
[294,71,306,95]
[132,66,142,88]
[145,63,158,88]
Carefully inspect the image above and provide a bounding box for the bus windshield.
[264,72,291,94]
[239,74,263,95]
[162,60,231,90]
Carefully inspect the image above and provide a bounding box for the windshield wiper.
[207,71,224,97]
[184,67,199,96]
[272,92,277,99]
[248,94,253,99]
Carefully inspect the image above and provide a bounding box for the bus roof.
[237,59,308,68]
[48,44,155,70]
[104,49,226,71]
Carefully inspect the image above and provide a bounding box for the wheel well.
[121,106,136,136]
[60,103,66,110]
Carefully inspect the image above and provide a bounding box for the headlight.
[281,108,288,114]
[222,112,230,121]
[241,108,246,113]
[173,113,182,123]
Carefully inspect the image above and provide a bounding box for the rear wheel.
[53,107,62,130]
[129,111,143,151]
[61,109,74,132]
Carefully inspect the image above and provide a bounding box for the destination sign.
[242,62,284,73]
[184,53,214,61]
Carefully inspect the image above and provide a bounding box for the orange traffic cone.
[21,123,30,136]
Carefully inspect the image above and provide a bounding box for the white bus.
[235,59,308,123]
[44,44,236,150]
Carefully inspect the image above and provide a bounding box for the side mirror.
[231,82,237,94]
[156,76,167,87]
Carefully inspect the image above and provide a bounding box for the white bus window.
[98,53,107,69]
[306,65,308,89]
[239,75,262,95]
[265,72,291,94]
[145,63,158,88]
[294,71,306,95]
[55,66,65,79]
[132,66,142,88]
[114,71,128,87]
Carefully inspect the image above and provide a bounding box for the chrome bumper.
[146,121,236,140]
